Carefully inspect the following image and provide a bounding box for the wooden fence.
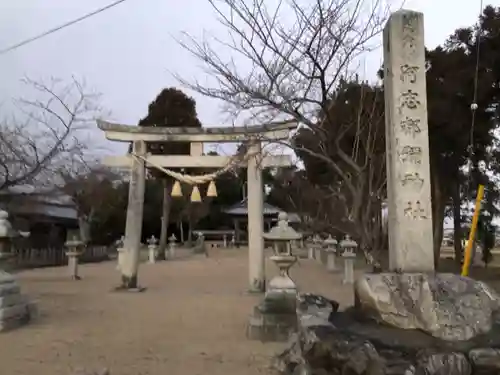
[9,245,110,269]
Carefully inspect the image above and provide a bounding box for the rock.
[468,348,500,374]
[297,293,338,321]
[354,273,500,341]
[341,342,385,375]
[275,293,500,375]
[414,352,471,375]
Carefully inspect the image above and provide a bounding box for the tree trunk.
[77,215,91,245]
[157,179,172,260]
[187,217,193,246]
[179,220,185,243]
[433,199,445,270]
[430,163,446,270]
[452,182,463,267]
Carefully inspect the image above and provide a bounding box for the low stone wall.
[274,293,500,375]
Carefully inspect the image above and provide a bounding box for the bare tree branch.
[177,0,392,267]
[0,77,102,190]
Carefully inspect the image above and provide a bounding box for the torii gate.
[97,120,296,292]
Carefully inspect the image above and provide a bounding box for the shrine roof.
[223,199,301,222]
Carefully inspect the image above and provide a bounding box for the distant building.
[223,198,300,243]
[0,185,78,248]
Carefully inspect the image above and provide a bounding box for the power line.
[0,0,131,56]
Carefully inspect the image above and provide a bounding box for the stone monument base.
[247,290,298,342]
[0,271,37,332]
[355,272,500,341]
[274,272,500,375]
[247,253,299,342]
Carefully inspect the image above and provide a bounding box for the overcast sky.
[0,0,496,156]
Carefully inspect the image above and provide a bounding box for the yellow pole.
[461,184,485,277]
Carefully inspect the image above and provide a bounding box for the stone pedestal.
[147,235,158,264]
[308,245,314,260]
[342,250,356,284]
[247,254,298,342]
[66,251,81,280]
[339,235,357,284]
[0,271,37,332]
[148,247,156,264]
[324,235,338,272]
[0,210,36,332]
[0,251,15,273]
[168,234,176,259]
[326,250,337,272]
[116,247,125,271]
[65,238,83,281]
[315,246,322,264]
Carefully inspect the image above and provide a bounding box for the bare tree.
[0,77,101,190]
[57,160,123,244]
[177,0,391,267]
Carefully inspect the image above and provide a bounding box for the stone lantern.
[324,235,338,272]
[247,212,303,342]
[340,235,358,284]
[147,235,158,264]
[65,236,83,280]
[263,212,302,294]
[0,210,17,270]
[0,210,36,332]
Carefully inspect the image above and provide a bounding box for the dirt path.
[0,248,355,375]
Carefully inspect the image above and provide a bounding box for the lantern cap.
[324,234,338,245]
[263,212,302,241]
[340,235,357,248]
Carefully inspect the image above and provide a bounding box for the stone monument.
[353,9,500,342]
[275,10,500,375]
[247,212,302,342]
[0,210,37,332]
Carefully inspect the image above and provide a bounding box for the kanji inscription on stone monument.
[383,10,434,272]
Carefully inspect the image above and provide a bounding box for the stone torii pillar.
[247,140,265,292]
[121,139,146,290]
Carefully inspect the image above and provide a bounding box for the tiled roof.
[223,199,301,222]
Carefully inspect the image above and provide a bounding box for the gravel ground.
[0,248,357,375]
